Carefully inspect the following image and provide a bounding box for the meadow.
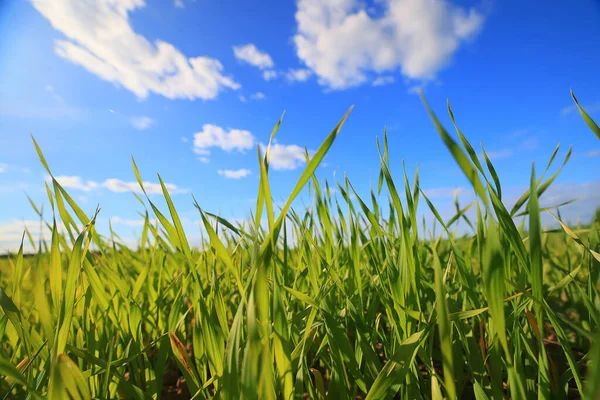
[1,91,599,399]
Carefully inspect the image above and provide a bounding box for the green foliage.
[1,92,599,399]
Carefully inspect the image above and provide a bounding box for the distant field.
[1,93,600,399]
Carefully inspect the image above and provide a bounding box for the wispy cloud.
[477,137,538,161]
[251,92,266,100]
[0,163,29,174]
[518,137,538,151]
[586,149,600,158]
[233,43,274,70]
[112,216,158,226]
[0,219,54,253]
[293,0,483,89]
[103,178,186,195]
[45,84,64,102]
[174,0,184,8]
[263,70,278,81]
[422,187,468,199]
[561,102,600,116]
[372,76,395,87]
[239,95,247,103]
[218,168,252,179]
[49,175,186,195]
[32,0,239,100]
[482,148,513,160]
[286,68,312,82]
[0,182,31,195]
[130,116,155,131]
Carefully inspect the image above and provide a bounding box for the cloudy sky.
[1,0,599,251]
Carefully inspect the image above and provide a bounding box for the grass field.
[1,92,600,399]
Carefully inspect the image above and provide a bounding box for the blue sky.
[1,0,599,251]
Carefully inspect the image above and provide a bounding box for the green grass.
[1,92,600,399]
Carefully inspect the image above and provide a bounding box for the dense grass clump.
[1,92,600,399]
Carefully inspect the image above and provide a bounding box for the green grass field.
[1,92,600,399]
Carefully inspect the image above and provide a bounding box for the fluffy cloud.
[32,0,239,100]
[53,175,100,192]
[193,124,255,160]
[261,143,309,170]
[174,0,184,8]
[233,43,274,70]
[286,68,313,82]
[218,168,252,179]
[130,116,155,130]
[293,0,483,89]
[191,124,313,170]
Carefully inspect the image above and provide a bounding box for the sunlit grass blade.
[571,89,600,139]
[420,93,487,204]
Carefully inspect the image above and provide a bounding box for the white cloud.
[263,70,278,80]
[293,0,483,89]
[261,143,309,170]
[372,75,395,86]
[49,174,185,195]
[218,168,252,179]
[174,0,184,8]
[193,124,255,160]
[191,124,312,170]
[286,68,313,82]
[0,219,55,253]
[32,0,239,100]
[197,156,210,163]
[130,116,155,130]
[181,137,189,143]
[233,43,274,70]
[103,178,186,194]
[52,175,100,192]
[535,181,600,225]
[239,95,247,103]
[251,91,266,100]
[0,164,6,173]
